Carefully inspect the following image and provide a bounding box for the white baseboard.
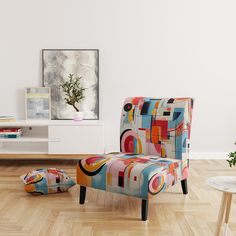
[105,151,228,160]
[190,152,228,160]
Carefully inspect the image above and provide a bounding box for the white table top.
[0,120,104,127]
[207,176,236,194]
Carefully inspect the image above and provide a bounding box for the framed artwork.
[42,49,99,120]
[25,87,51,120]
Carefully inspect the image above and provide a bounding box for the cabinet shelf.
[0,137,49,143]
[0,149,48,154]
[0,120,104,155]
[0,142,48,154]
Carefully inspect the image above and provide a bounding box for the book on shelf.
[0,132,21,135]
[0,116,16,122]
[0,127,22,139]
[0,128,21,132]
[0,134,21,139]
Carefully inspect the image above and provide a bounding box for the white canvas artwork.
[43,49,99,120]
[25,87,51,120]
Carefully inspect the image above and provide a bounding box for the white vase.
[74,111,84,121]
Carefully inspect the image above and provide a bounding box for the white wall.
[0,0,236,156]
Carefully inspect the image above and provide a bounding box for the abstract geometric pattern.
[77,153,189,199]
[120,97,193,160]
[21,168,75,195]
[77,97,193,199]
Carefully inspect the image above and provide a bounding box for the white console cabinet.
[0,120,104,155]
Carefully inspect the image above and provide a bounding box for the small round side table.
[207,176,236,236]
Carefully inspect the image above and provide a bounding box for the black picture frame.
[42,49,99,120]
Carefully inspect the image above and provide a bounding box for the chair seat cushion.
[21,168,76,195]
[77,153,188,199]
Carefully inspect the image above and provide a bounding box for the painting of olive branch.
[42,49,99,120]
[60,74,85,112]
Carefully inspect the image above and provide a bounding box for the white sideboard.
[0,120,104,154]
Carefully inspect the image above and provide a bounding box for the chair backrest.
[120,97,194,161]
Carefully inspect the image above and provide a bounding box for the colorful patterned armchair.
[77,97,194,220]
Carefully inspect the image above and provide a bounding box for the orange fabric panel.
[76,165,91,186]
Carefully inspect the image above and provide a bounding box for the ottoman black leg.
[141,199,148,221]
[80,186,86,204]
[181,179,188,195]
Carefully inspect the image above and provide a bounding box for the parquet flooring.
[0,159,235,236]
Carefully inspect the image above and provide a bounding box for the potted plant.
[60,74,85,121]
[227,142,236,167]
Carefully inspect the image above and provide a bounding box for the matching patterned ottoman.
[22,168,75,195]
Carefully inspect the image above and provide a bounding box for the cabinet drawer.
[48,125,104,154]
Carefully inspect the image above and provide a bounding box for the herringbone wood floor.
[0,159,235,236]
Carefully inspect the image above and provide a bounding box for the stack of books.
[0,128,22,139]
[0,116,16,122]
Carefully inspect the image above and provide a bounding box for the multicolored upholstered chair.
[77,97,194,221]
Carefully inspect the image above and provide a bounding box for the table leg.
[215,192,228,236]
[223,193,233,236]
[224,193,232,223]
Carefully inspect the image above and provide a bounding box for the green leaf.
[227,149,236,167]
[60,74,85,112]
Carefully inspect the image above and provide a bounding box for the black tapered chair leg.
[141,199,148,221]
[181,179,188,195]
[79,186,87,204]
